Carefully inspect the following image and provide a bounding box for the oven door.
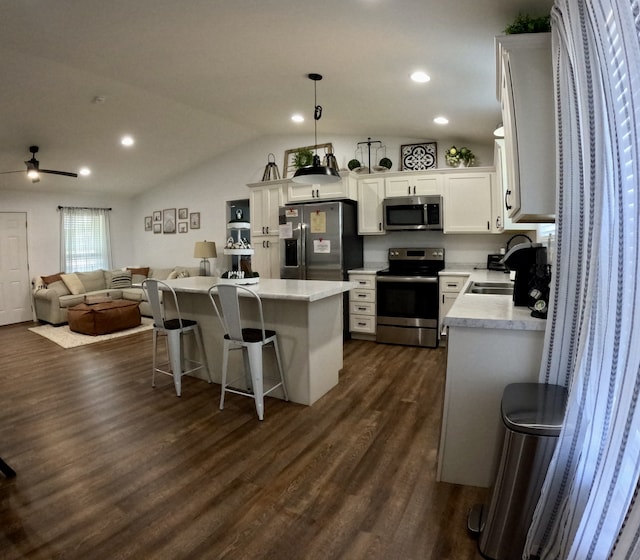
[376,276,439,347]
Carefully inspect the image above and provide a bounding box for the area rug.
[29,318,154,349]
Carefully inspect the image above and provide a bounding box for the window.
[59,207,112,272]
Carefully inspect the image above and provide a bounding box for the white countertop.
[161,276,357,302]
[440,265,547,332]
[348,263,388,275]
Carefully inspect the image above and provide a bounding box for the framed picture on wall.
[144,216,152,231]
[153,223,161,234]
[153,210,162,222]
[190,212,200,229]
[283,142,333,178]
[163,208,176,234]
[178,222,188,233]
[178,208,188,220]
[400,142,437,170]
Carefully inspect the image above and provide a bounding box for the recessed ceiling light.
[434,116,449,125]
[121,135,135,147]
[410,71,431,83]
[291,114,304,123]
[79,167,91,176]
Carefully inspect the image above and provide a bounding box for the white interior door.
[0,212,32,325]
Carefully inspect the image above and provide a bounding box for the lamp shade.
[193,241,217,259]
[292,154,341,184]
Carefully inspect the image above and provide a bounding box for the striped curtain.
[524,1,640,558]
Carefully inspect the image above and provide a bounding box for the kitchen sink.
[465,281,514,296]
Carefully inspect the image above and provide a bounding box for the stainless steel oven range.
[376,247,445,348]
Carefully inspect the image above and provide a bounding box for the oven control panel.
[388,247,444,261]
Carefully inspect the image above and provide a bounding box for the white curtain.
[59,206,112,272]
[524,0,640,558]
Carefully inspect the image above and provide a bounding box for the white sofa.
[33,266,200,325]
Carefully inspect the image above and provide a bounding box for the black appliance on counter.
[376,247,445,348]
[502,242,549,308]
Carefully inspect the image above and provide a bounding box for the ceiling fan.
[0,146,78,183]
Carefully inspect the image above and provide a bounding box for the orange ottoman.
[68,300,141,335]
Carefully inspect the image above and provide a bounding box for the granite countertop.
[161,276,356,302]
[441,264,547,332]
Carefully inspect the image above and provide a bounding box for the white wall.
[1,132,508,281]
[0,189,134,280]
[130,133,499,273]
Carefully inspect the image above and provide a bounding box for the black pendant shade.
[292,73,341,185]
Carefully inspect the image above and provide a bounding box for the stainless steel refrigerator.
[279,200,363,281]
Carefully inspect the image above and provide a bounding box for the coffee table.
[68,299,142,336]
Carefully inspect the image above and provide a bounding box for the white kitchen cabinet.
[493,139,535,232]
[496,33,555,223]
[443,172,494,233]
[251,235,280,279]
[384,174,442,197]
[348,273,376,340]
[357,177,385,235]
[287,173,357,203]
[248,181,287,237]
[438,275,468,344]
[438,325,544,487]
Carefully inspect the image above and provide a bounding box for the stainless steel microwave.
[382,195,443,231]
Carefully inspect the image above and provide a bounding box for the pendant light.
[292,73,341,184]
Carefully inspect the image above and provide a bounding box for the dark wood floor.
[0,322,487,559]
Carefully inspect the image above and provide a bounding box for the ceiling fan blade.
[0,170,27,175]
[40,169,79,178]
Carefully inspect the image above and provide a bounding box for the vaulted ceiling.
[0,0,553,195]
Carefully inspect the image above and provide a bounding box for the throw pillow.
[177,270,190,278]
[127,266,149,278]
[47,280,72,297]
[76,270,106,292]
[60,273,86,295]
[41,272,64,285]
[110,270,132,289]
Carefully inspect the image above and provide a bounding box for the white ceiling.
[0,0,553,196]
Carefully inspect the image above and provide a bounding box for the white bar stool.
[208,283,288,420]
[143,279,212,396]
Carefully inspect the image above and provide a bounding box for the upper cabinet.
[287,173,357,203]
[357,177,386,235]
[493,139,536,231]
[443,172,494,233]
[496,33,555,223]
[385,174,442,197]
[247,181,287,237]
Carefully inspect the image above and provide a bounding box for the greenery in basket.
[444,146,475,167]
[293,147,314,168]
[504,13,551,34]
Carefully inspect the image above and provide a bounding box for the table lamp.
[194,241,217,276]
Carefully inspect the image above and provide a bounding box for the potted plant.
[444,146,475,167]
[504,13,551,34]
[293,147,314,168]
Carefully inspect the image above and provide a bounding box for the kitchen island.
[160,277,356,406]
[437,269,548,488]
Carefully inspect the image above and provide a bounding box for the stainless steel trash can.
[478,383,567,560]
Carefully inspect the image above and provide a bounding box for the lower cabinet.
[438,274,468,344]
[252,235,280,279]
[348,273,376,340]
